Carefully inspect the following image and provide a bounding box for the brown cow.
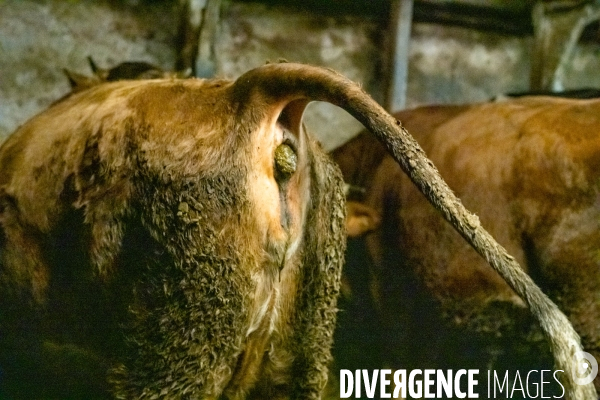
[63,57,191,93]
[0,63,594,399]
[334,98,600,394]
[1,64,346,399]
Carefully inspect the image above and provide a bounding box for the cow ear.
[346,201,380,237]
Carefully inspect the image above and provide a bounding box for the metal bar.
[387,0,414,113]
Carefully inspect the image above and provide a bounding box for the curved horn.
[62,69,101,92]
[232,62,596,400]
[87,56,100,74]
[87,56,109,80]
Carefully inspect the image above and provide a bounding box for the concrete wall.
[2,0,600,149]
[0,0,177,143]
[0,0,382,150]
[216,2,384,151]
[407,23,531,106]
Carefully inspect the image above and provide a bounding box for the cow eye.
[274,143,297,181]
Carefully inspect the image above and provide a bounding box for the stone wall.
[0,0,177,143]
[2,0,600,149]
[216,1,384,151]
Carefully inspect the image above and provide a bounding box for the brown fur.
[1,62,594,399]
[334,98,600,393]
[0,68,345,399]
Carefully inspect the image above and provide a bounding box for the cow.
[333,97,600,394]
[0,62,594,399]
[63,57,191,93]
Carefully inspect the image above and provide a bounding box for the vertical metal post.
[176,0,222,78]
[195,0,221,78]
[386,0,414,113]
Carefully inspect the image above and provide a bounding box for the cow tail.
[231,62,596,400]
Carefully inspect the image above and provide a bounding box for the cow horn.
[87,56,109,80]
[231,62,596,400]
[87,56,99,73]
[62,69,101,92]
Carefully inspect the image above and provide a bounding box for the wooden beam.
[413,1,533,36]
[531,0,600,90]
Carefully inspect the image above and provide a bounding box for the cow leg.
[288,149,346,399]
